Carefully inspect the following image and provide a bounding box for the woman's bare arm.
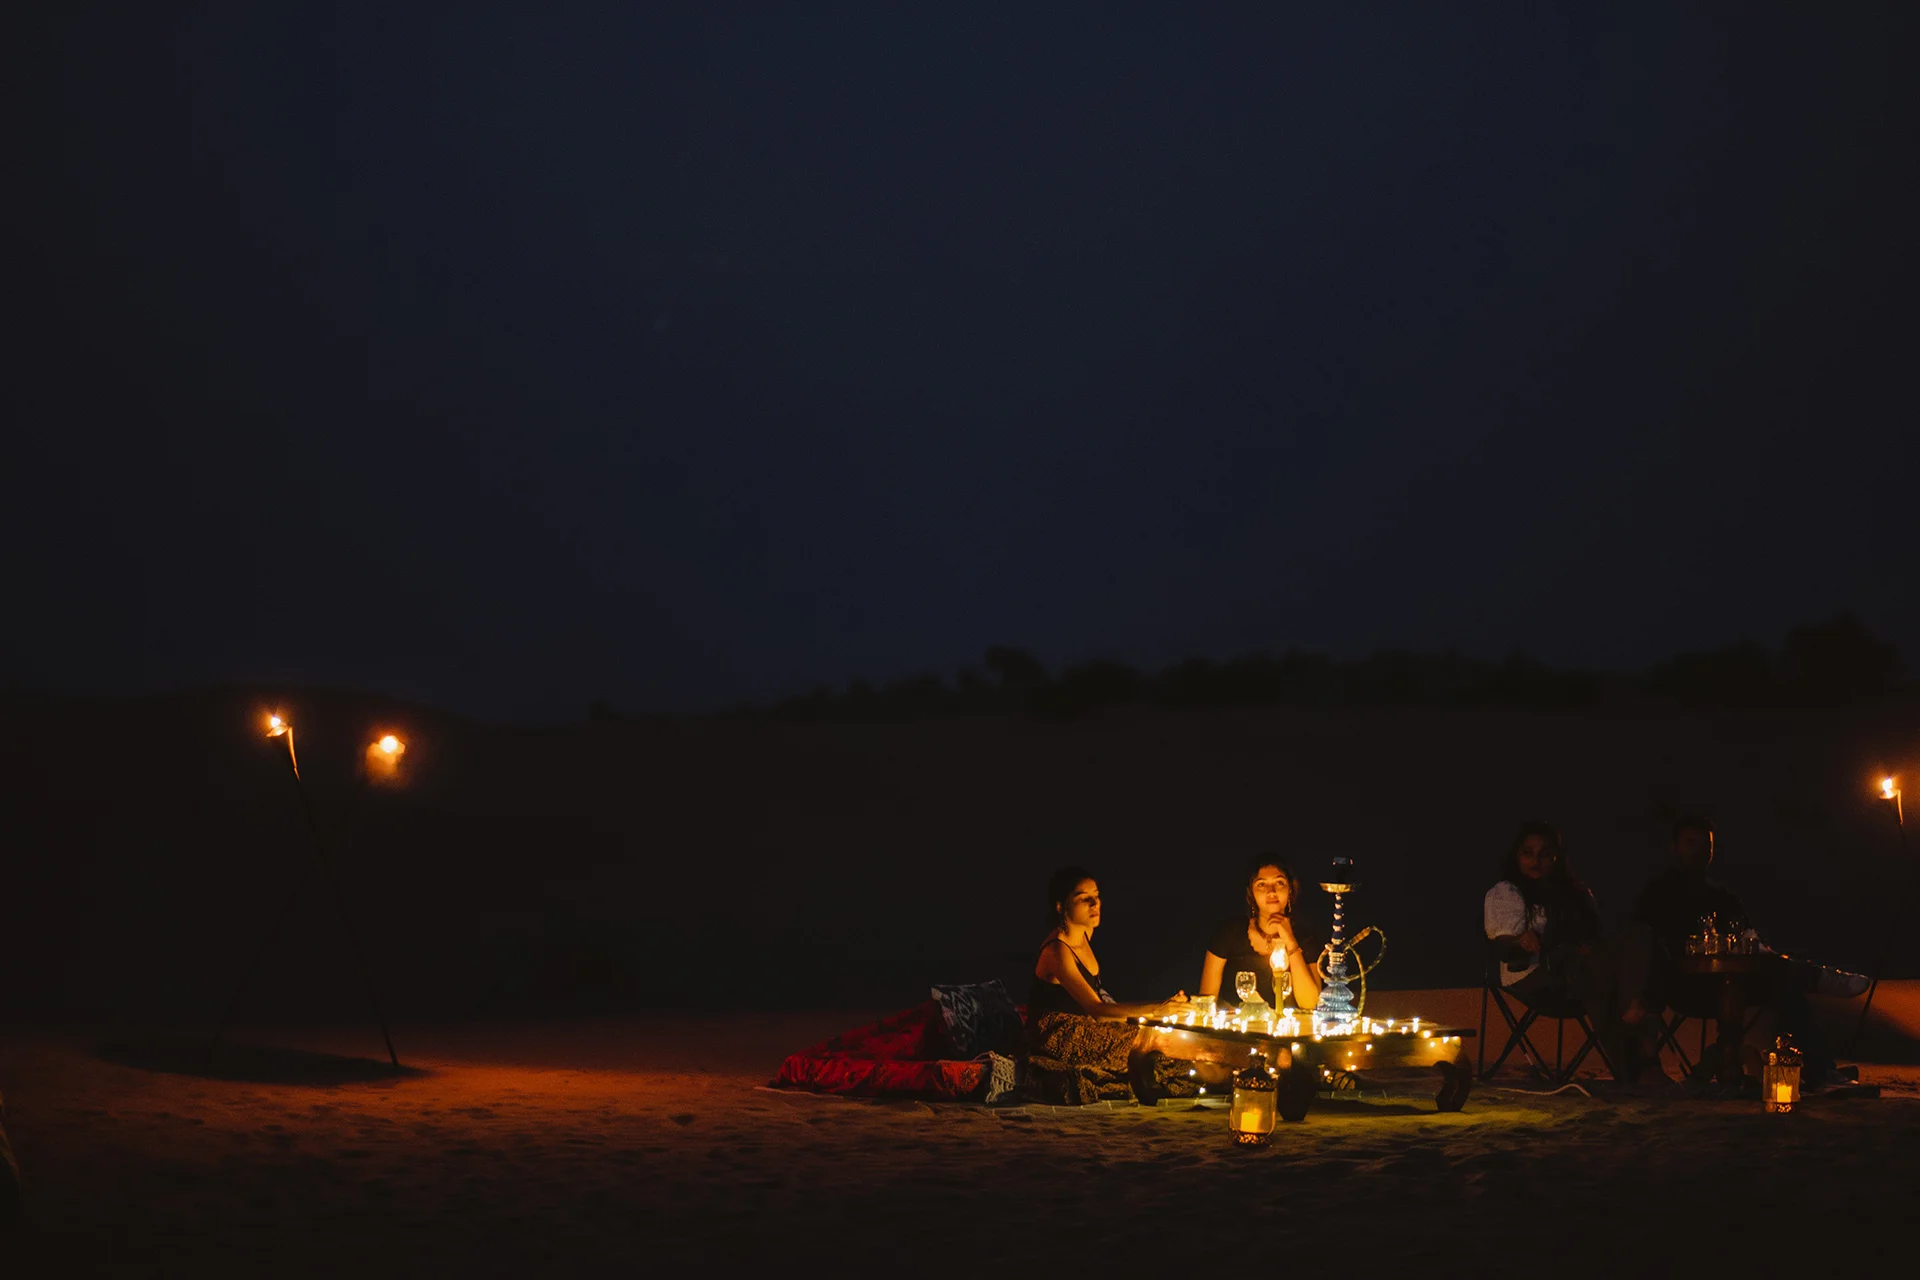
[1287,943,1323,1010]
[1198,951,1226,998]
[1037,940,1183,1019]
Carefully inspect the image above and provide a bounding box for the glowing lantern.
[1229,1064,1277,1146]
[1763,1035,1802,1114]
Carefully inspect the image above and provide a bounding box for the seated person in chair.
[1026,866,1192,1104]
[1485,821,1655,1079]
[1631,815,1865,1088]
[1198,855,1323,1013]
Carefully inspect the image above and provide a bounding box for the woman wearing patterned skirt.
[1025,866,1193,1105]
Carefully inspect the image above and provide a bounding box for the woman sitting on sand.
[1026,866,1192,1105]
[1484,821,1654,1078]
[1198,855,1324,1012]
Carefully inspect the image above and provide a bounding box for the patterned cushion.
[931,980,1024,1059]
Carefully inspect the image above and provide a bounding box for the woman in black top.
[1199,856,1324,1012]
[1026,866,1190,1104]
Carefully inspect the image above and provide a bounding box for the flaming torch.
[264,712,319,834]
[1853,774,1912,1054]
[212,709,404,1068]
[365,733,407,786]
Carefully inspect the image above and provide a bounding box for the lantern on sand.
[1229,1062,1278,1145]
[1764,1035,1802,1113]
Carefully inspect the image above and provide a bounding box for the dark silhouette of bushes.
[983,646,1047,689]
[1782,612,1900,703]
[725,613,1903,723]
[1477,652,1605,709]
[1643,642,1775,706]
[1157,650,1341,708]
[1640,613,1899,708]
[1028,659,1144,719]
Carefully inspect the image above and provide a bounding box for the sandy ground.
[5,987,1920,1277]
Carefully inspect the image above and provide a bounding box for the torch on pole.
[209,714,403,1069]
[1850,777,1911,1056]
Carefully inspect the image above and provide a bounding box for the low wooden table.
[1129,1016,1476,1121]
[1674,953,1783,1087]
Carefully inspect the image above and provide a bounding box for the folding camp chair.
[1654,1005,1708,1076]
[1653,977,1763,1079]
[1477,945,1617,1086]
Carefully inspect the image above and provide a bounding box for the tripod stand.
[210,716,401,1068]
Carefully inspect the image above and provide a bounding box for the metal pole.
[208,874,308,1061]
[318,780,402,1068]
[209,732,315,1060]
[213,731,402,1068]
[1850,798,1912,1056]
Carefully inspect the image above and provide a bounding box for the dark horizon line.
[0,610,1902,729]
[717,609,1905,725]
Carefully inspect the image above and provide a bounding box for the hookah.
[1312,854,1387,1036]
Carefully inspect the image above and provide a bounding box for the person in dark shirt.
[1631,818,1749,958]
[1197,855,1323,1012]
[1631,816,1866,1090]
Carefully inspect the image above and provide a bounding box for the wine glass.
[1234,971,1259,1005]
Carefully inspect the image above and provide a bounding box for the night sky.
[9,4,1916,721]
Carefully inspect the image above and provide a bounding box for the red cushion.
[771,1001,997,1100]
[794,1000,947,1060]
[772,1053,989,1099]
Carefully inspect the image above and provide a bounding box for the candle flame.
[377,735,404,757]
[266,714,287,737]
[1884,777,1897,799]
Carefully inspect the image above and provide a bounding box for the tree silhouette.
[1642,642,1775,706]
[1781,612,1900,703]
[731,613,1904,721]
[983,646,1047,688]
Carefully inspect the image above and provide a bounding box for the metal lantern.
[1229,1064,1278,1145]
[1763,1035,1803,1113]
